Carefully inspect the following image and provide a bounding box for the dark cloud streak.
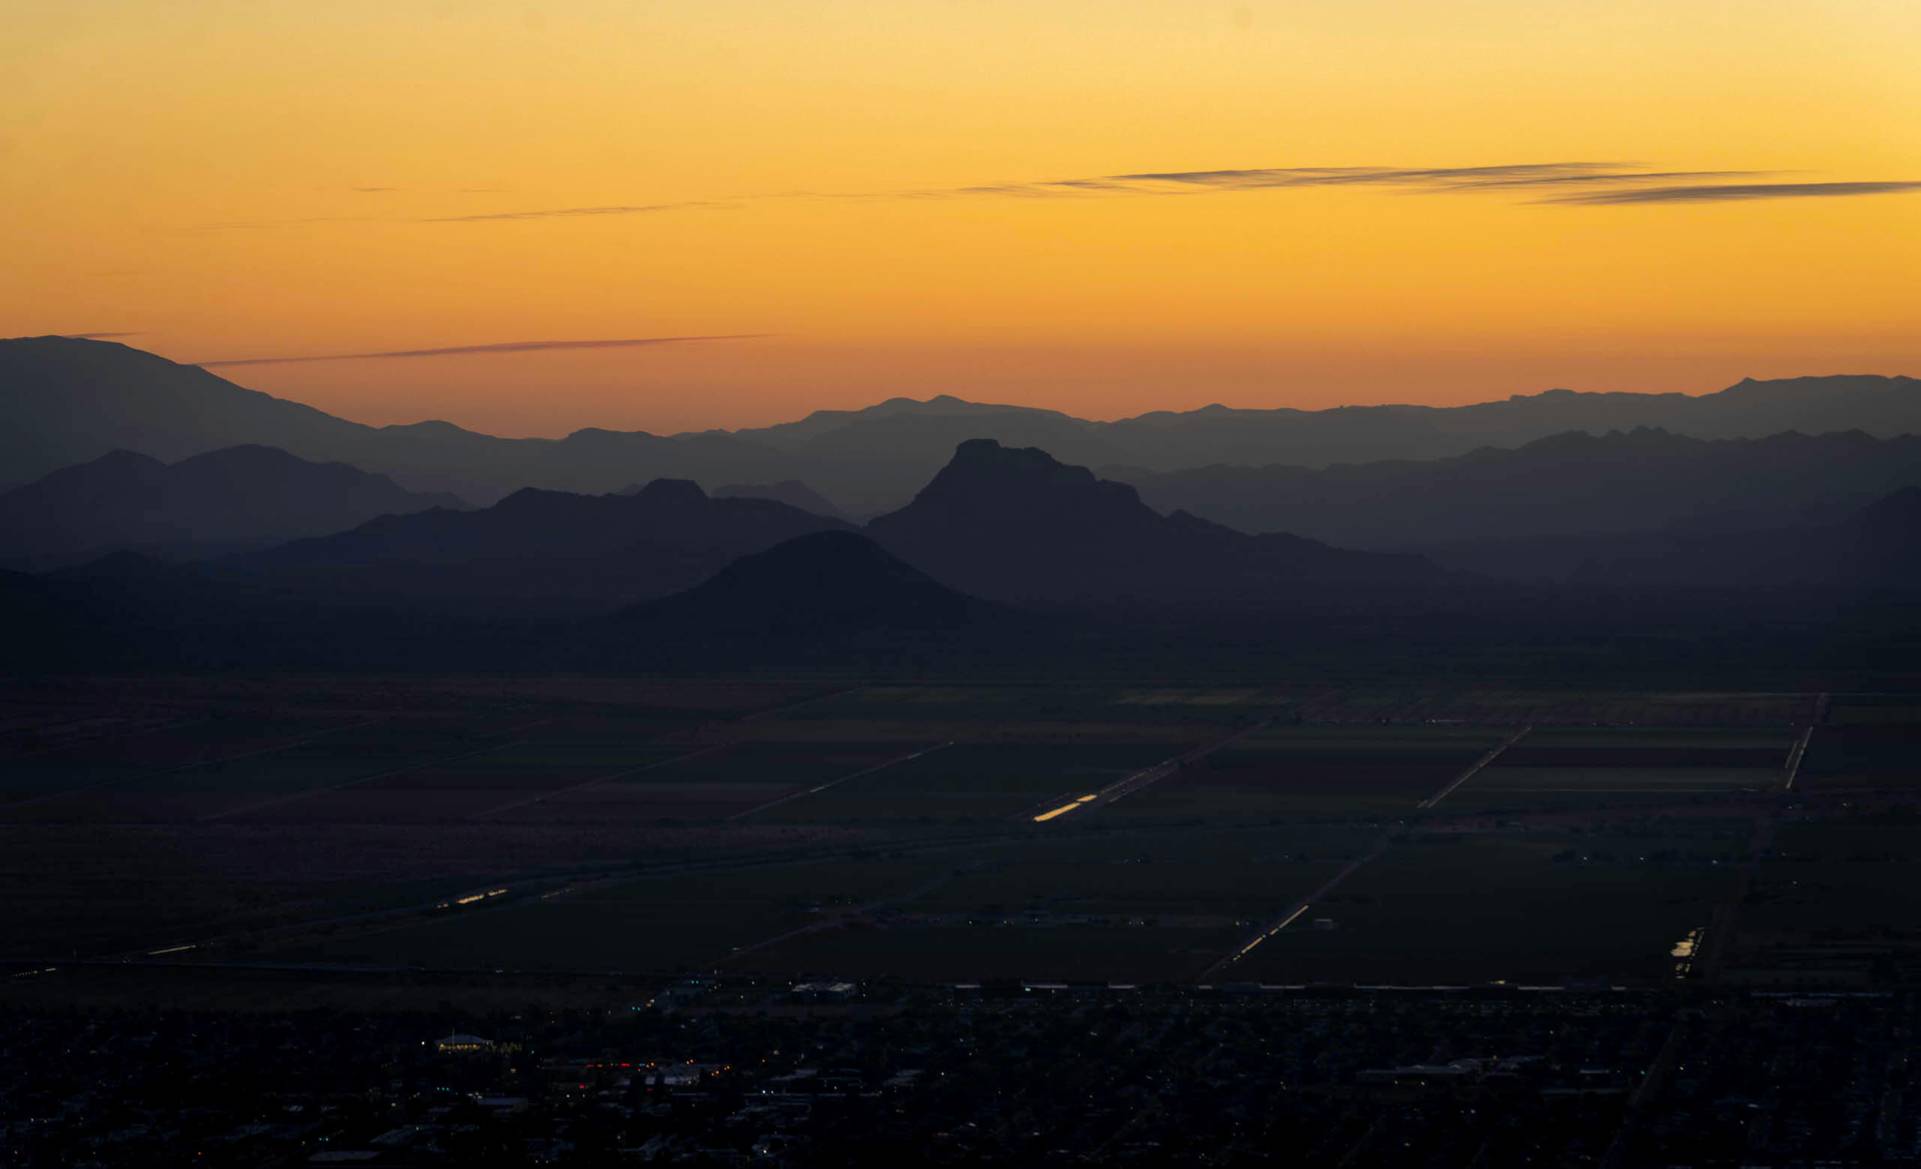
[1541,180,1921,205]
[201,165,1918,231]
[195,335,768,367]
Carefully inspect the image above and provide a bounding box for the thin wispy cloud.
[901,163,1767,200]
[199,163,1920,231]
[194,335,767,367]
[1541,180,1921,205]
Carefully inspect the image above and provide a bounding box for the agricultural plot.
[783,684,1285,728]
[734,920,1243,985]
[1285,690,1817,727]
[1443,727,1792,811]
[514,740,924,824]
[1,717,549,823]
[1827,696,1921,726]
[723,826,1371,983]
[1793,726,1921,793]
[0,822,500,961]
[1227,830,1749,987]
[1110,726,1505,820]
[0,712,381,816]
[259,857,943,974]
[243,730,694,824]
[1727,820,1921,986]
[760,740,1198,822]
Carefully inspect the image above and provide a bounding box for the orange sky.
[3,1,1918,436]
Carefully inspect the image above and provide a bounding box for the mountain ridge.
[5,335,1919,513]
[0,443,465,570]
[1110,427,1921,548]
[865,438,1441,611]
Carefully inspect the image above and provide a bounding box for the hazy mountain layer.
[0,444,465,570]
[6,336,1918,514]
[1112,428,1921,548]
[216,478,848,616]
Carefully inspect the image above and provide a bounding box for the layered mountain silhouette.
[865,439,1440,610]
[0,336,799,502]
[1112,428,1921,549]
[710,480,847,521]
[218,478,848,616]
[8,336,1920,514]
[0,445,465,570]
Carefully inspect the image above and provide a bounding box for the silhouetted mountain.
[218,478,849,616]
[10,337,1918,515]
[1112,429,1921,548]
[865,439,1440,610]
[735,395,1119,513]
[739,375,1921,510]
[0,445,465,570]
[592,530,1021,666]
[0,336,799,501]
[708,480,849,521]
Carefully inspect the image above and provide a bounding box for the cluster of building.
[2,982,1918,1165]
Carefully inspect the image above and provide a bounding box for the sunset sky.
[4,0,1918,435]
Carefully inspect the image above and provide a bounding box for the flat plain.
[2,677,1912,997]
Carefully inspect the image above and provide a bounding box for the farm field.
[1435,726,1793,813]
[758,740,1204,823]
[1794,725,1921,792]
[1,677,1915,997]
[1110,725,1504,820]
[1226,829,1750,986]
[1726,819,1921,985]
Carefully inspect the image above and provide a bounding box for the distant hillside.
[0,336,799,502]
[6,336,1918,514]
[1569,487,1921,591]
[217,478,849,616]
[709,481,848,521]
[592,530,1014,667]
[1112,429,1921,548]
[1420,487,1921,587]
[865,439,1439,610]
[0,445,465,570]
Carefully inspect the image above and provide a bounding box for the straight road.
[1418,725,1532,809]
[1197,838,1390,982]
[729,741,954,821]
[1025,717,1275,824]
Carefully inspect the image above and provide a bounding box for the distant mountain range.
[0,444,463,570]
[215,477,847,616]
[6,335,1918,513]
[865,439,1440,611]
[1112,428,1921,549]
[7,333,1921,680]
